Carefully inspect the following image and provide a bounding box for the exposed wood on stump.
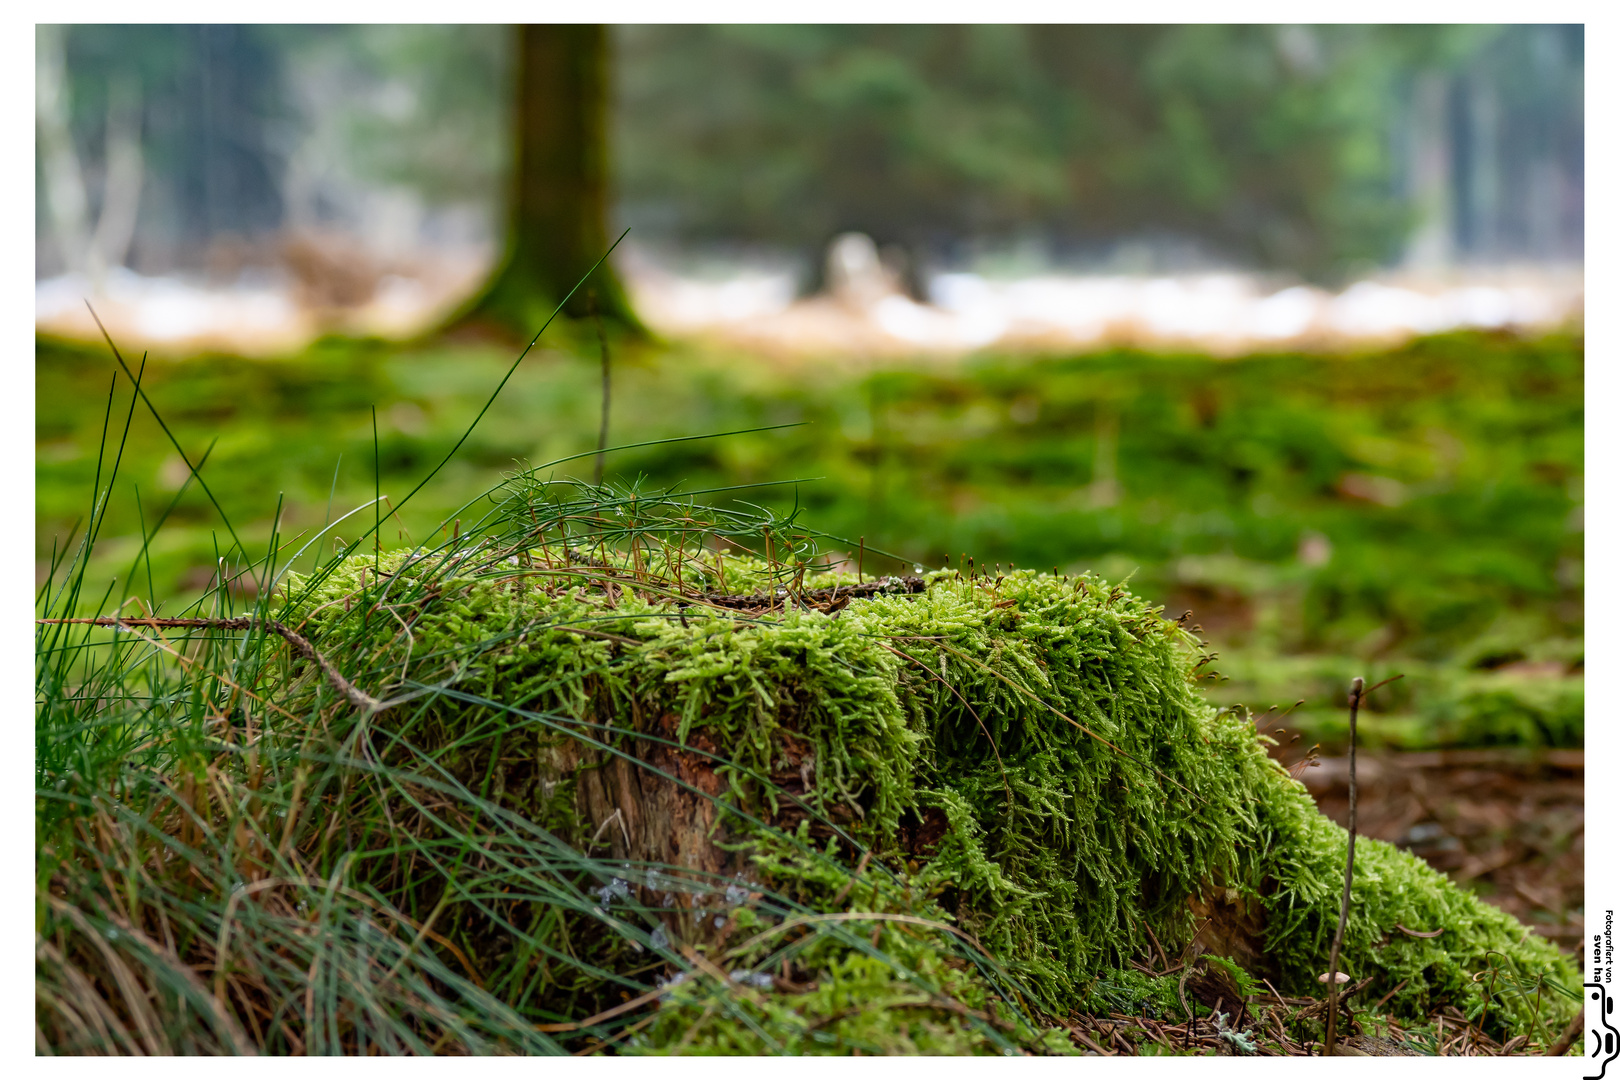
[568,714,734,877]
[1189,885,1275,985]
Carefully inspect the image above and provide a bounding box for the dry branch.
[38,616,381,712]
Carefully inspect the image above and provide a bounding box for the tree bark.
[459,25,641,337]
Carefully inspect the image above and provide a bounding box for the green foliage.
[626,826,1075,1055]
[44,26,1582,282]
[37,329,1582,756]
[1236,752,1575,1036]
[1078,967,1182,1019]
[1203,953,1264,1002]
[271,479,1578,1041]
[38,400,1578,1054]
[616,25,1566,275]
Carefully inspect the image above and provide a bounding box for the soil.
[1292,748,1584,966]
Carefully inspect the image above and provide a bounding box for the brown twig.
[1064,1022,1112,1056]
[1324,675,1363,1056]
[829,850,871,908]
[39,616,380,712]
[1141,919,1170,974]
[1269,1006,1291,1052]
[1261,977,1288,1011]
[1372,977,1410,1011]
[1546,1006,1584,1056]
[1179,962,1196,1045]
[700,575,927,611]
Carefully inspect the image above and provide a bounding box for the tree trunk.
[459,25,641,338]
[36,25,90,278]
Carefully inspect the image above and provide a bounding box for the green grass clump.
[267,475,1577,1044]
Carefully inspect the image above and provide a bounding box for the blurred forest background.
[37,25,1584,944]
[37,25,1583,290]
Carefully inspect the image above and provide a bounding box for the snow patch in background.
[620,239,1580,357]
[36,239,1581,359]
[36,247,489,357]
[921,271,1578,353]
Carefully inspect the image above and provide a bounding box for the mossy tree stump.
[288,531,1578,1046]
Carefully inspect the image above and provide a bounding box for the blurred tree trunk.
[459,25,641,337]
[36,25,90,278]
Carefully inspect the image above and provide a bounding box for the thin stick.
[591,291,611,487]
[1546,1005,1584,1056]
[1372,977,1409,1012]
[1142,919,1169,974]
[372,405,381,571]
[1324,675,1364,1056]
[39,616,379,713]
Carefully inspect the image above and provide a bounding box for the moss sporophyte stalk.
[273,514,1576,1051]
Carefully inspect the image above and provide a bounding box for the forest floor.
[1299,747,1584,961]
[1050,746,1584,1057]
[36,327,1583,1056]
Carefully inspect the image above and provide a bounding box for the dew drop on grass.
[650,924,670,950]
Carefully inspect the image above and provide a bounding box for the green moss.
[287,544,1578,1048]
[1436,674,1584,748]
[1077,967,1183,1019]
[615,826,1075,1054]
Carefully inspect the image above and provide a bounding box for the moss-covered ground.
[268,488,1579,1052]
[36,327,1582,1054]
[36,329,1584,759]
